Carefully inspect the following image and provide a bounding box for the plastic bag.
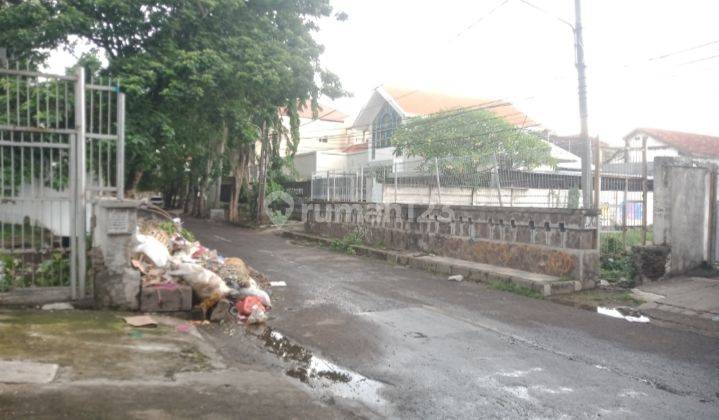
[134,232,171,268]
[247,306,268,324]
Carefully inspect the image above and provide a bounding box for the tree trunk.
[196,123,229,218]
[128,170,144,198]
[182,177,192,214]
[256,121,269,224]
[228,152,248,224]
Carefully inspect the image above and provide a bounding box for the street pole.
[574,0,592,209]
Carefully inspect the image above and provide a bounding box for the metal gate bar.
[1,60,125,299]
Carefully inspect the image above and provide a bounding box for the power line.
[298,109,537,146]
[517,0,574,30]
[299,98,512,140]
[679,53,719,66]
[452,0,511,41]
[305,0,514,126]
[648,39,719,62]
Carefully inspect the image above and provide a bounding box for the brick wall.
[304,202,599,286]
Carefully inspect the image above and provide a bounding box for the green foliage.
[0,252,69,290]
[567,187,580,209]
[391,108,555,173]
[330,230,363,255]
[158,220,195,242]
[599,233,637,287]
[268,210,289,226]
[0,255,20,292]
[35,251,70,287]
[0,0,345,214]
[180,228,196,243]
[488,281,543,299]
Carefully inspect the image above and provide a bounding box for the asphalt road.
[186,218,719,419]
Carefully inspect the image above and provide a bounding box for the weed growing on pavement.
[599,235,635,287]
[489,281,543,299]
[330,230,363,255]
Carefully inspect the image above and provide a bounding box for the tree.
[0,0,345,219]
[391,107,555,173]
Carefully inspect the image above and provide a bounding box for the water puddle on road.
[247,327,387,412]
[597,307,650,323]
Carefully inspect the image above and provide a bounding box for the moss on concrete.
[550,289,644,309]
[0,309,211,381]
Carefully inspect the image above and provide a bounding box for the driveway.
[185,218,719,419]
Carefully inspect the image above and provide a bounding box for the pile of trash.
[131,213,271,324]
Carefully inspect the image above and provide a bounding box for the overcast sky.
[46,0,719,145]
[313,0,719,144]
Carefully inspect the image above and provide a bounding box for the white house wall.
[290,152,318,180]
[293,117,350,154]
[624,134,680,162]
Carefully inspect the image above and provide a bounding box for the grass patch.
[489,281,543,299]
[330,230,363,255]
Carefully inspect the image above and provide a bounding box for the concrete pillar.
[91,200,141,309]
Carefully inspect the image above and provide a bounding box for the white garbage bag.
[168,262,233,299]
[134,232,171,268]
[235,278,272,308]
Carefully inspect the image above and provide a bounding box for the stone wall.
[631,245,670,284]
[304,202,599,286]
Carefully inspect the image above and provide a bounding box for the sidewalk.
[0,309,360,419]
[634,276,719,319]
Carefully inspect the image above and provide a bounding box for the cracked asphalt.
[186,218,719,419]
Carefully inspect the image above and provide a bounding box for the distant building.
[621,127,719,162]
[603,128,719,176]
[350,85,580,169]
[544,132,618,164]
[251,102,368,180]
[275,102,350,156]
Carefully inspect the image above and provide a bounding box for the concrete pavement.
[635,276,719,319]
[0,310,360,419]
[186,218,719,419]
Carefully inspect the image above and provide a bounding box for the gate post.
[74,67,87,298]
[117,92,126,199]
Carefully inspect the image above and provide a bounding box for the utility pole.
[574,0,592,209]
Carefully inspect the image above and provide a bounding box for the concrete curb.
[280,229,581,297]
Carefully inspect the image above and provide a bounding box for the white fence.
[311,160,653,232]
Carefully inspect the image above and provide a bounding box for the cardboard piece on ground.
[123,315,158,327]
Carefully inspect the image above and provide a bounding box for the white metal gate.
[0,60,125,299]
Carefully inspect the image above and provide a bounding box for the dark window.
[372,103,401,152]
[319,136,328,143]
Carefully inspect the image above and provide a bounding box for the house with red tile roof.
[621,128,719,162]
[351,85,580,169]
